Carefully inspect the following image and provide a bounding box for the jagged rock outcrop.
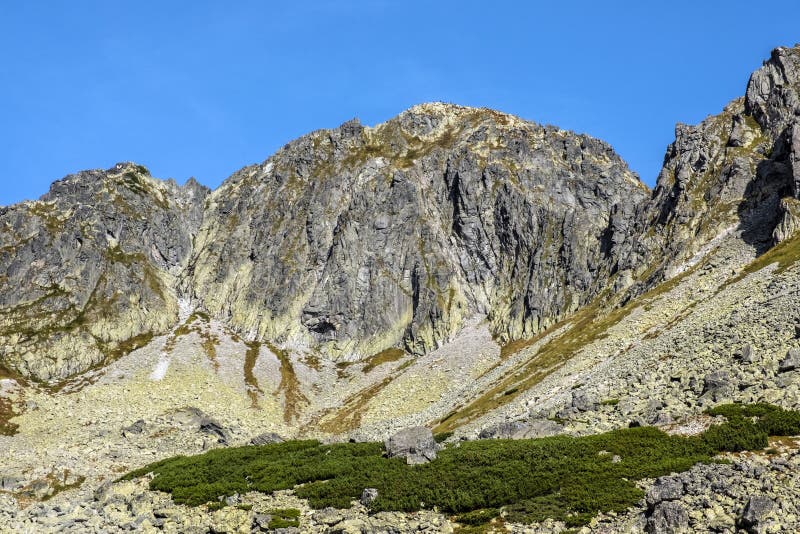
[620,45,800,292]
[0,163,208,381]
[187,103,646,360]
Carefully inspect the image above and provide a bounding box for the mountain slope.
[188,103,647,362]
[2,44,800,534]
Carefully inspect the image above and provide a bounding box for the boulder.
[646,501,690,533]
[121,419,146,437]
[312,508,344,526]
[253,514,272,531]
[571,391,599,412]
[250,432,285,446]
[778,348,800,373]
[702,371,734,401]
[169,407,229,443]
[735,344,756,364]
[384,427,438,464]
[360,488,379,506]
[198,418,228,443]
[646,476,685,509]
[739,495,775,533]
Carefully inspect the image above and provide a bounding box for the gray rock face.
[4,45,800,387]
[384,426,438,464]
[0,163,208,381]
[187,103,646,360]
[618,45,800,295]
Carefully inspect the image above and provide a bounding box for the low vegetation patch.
[362,348,405,373]
[268,508,301,529]
[123,404,800,527]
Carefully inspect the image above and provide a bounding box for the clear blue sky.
[1,1,798,205]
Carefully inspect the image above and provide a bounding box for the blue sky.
[1,1,798,205]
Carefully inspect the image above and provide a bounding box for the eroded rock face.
[0,163,209,381]
[619,45,800,293]
[187,103,646,360]
[4,46,800,383]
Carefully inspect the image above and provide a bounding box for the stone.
[198,418,228,443]
[253,513,272,531]
[572,391,599,412]
[384,427,438,465]
[646,501,690,533]
[702,371,734,401]
[360,488,379,507]
[646,476,685,508]
[169,407,229,443]
[739,495,775,533]
[736,344,756,364]
[0,476,23,491]
[779,348,800,373]
[121,419,146,437]
[312,508,343,526]
[249,432,285,446]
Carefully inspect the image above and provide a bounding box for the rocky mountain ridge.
[2,43,800,533]
[3,46,800,387]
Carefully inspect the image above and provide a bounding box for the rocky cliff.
[619,45,800,292]
[3,44,800,534]
[0,164,208,381]
[187,103,647,361]
[2,45,800,390]
[1,105,649,380]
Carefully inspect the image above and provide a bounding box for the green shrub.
[701,417,767,452]
[706,403,800,441]
[434,431,454,444]
[268,508,301,529]
[123,404,799,528]
[457,508,498,525]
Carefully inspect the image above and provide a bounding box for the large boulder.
[739,495,776,533]
[384,427,438,465]
[249,432,285,446]
[779,348,800,373]
[735,344,756,364]
[571,391,599,412]
[702,371,735,401]
[646,476,685,509]
[646,501,690,533]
